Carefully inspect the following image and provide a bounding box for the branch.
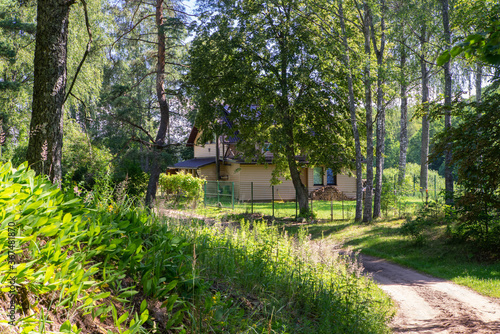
[115,115,156,143]
[109,13,156,60]
[64,0,92,105]
[131,136,194,149]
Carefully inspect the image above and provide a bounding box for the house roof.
[172,157,218,169]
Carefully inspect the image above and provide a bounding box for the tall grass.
[171,220,394,333]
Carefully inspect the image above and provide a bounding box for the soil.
[361,254,500,334]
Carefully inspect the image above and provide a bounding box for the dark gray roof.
[172,158,217,169]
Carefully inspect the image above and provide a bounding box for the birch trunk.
[441,0,453,205]
[419,27,430,194]
[476,62,482,103]
[372,1,386,219]
[362,3,374,222]
[339,0,363,222]
[398,45,408,186]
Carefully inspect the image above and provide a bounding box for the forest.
[1,0,499,333]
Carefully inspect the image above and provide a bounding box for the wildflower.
[107,204,113,212]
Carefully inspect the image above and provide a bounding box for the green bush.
[159,171,204,207]
[0,162,199,333]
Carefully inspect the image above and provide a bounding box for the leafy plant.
[159,171,204,208]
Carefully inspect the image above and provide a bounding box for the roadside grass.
[169,219,394,333]
[284,218,500,298]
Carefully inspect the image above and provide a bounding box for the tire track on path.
[361,255,500,333]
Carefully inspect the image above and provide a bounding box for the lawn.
[199,197,426,220]
[167,197,500,299]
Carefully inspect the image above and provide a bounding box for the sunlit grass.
[171,219,394,333]
[285,219,500,298]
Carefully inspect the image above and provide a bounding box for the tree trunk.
[287,151,309,215]
[419,27,430,194]
[216,133,220,180]
[339,0,363,222]
[372,1,386,219]
[145,0,170,208]
[362,3,374,223]
[26,0,73,184]
[398,45,408,186]
[476,62,482,103]
[441,0,453,205]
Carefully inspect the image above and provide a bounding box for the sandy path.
[361,255,500,333]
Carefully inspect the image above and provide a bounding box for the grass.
[196,197,426,221]
[285,218,500,298]
[169,219,394,333]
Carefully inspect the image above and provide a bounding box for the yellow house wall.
[193,143,218,158]
[238,165,298,201]
[198,164,217,181]
[221,163,240,199]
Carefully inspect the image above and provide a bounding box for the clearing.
[159,209,500,333]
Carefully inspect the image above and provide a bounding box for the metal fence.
[203,178,444,221]
[204,181,235,209]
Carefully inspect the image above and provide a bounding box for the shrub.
[159,171,204,207]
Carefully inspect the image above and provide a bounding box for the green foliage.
[159,171,204,207]
[384,163,445,196]
[400,201,447,245]
[0,161,198,332]
[431,90,500,254]
[174,220,393,333]
[439,3,500,65]
[188,0,356,214]
[62,117,113,188]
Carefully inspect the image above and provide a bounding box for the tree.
[431,87,500,249]
[189,0,355,215]
[101,0,188,206]
[371,0,388,219]
[26,0,75,183]
[440,0,454,205]
[337,0,364,222]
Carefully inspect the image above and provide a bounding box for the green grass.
[285,218,500,298]
[196,197,426,221]
[170,219,394,333]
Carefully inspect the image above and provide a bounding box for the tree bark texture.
[419,27,430,193]
[372,1,386,219]
[476,62,482,103]
[145,0,170,208]
[362,3,374,222]
[398,45,408,186]
[27,0,74,184]
[339,0,363,222]
[441,0,453,205]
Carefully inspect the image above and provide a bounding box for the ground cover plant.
[171,219,394,333]
[1,161,395,333]
[284,212,500,299]
[0,162,200,333]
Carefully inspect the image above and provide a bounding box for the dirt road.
[361,255,500,333]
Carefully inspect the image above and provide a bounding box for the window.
[326,168,337,185]
[313,167,323,185]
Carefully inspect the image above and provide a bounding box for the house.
[170,125,357,201]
